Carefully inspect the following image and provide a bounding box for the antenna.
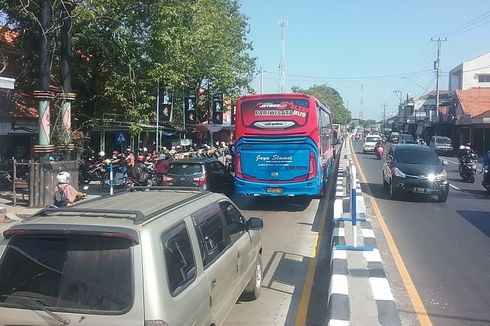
[279,20,288,93]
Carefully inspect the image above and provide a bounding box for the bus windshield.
[239,98,310,131]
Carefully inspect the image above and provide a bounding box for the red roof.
[457,88,490,118]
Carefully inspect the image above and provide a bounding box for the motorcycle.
[459,155,477,183]
[482,163,490,192]
[375,146,385,160]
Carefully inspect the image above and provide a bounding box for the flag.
[185,95,197,125]
[159,86,173,122]
[212,93,223,124]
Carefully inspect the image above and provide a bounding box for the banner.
[159,86,173,122]
[185,95,197,125]
[212,93,224,124]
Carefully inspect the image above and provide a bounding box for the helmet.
[143,147,148,152]
[465,146,471,150]
[125,148,131,153]
[104,159,111,165]
[137,155,145,162]
[459,145,465,150]
[112,150,119,155]
[56,171,70,184]
[99,151,105,157]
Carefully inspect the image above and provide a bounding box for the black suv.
[382,144,449,202]
[163,157,234,196]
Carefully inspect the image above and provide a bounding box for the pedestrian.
[53,172,84,207]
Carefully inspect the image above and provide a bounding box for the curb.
[327,139,401,325]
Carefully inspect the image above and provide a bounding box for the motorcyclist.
[54,172,85,207]
[458,143,476,162]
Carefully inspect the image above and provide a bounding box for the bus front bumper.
[235,178,321,196]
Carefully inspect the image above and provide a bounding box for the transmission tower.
[279,20,287,93]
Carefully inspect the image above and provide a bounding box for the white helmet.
[56,171,70,184]
[459,145,465,150]
[465,146,471,150]
[99,150,105,157]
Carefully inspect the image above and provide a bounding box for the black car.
[399,133,415,144]
[382,144,449,202]
[163,157,234,196]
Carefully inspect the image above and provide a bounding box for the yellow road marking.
[295,171,333,325]
[351,141,432,326]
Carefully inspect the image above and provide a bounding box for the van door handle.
[211,279,217,288]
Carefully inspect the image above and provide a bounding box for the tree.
[0,0,257,126]
[291,84,351,125]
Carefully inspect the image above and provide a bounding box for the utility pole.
[279,20,287,93]
[382,104,387,127]
[431,37,447,119]
[359,84,364,120]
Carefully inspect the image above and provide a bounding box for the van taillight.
[307,152,317,180]
[193,174,207,186]
[236,152,243,178]
[145,320,168,326]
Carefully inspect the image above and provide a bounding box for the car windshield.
[435,138,452,145]
[0,235,133,313]
[400,135,413,141]
[167,163,203,175]
[394,149,440,165]
[366,137,379,143]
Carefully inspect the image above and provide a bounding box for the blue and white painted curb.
[327,139,401,326]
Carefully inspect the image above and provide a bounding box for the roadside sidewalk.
[0,182,108,234]
[327,140,401,325]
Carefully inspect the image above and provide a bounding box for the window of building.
[478,75,490,83]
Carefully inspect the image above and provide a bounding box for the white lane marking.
[449,184,462,191]
[334,199,343,219]
[328,320,350,326]
[445,158,459,165]
[369,277,394,301]
[362,229,375,238]
[364,248,382,263]
[334,227,345,237]
[332,248,347,260]
[330,274,349,295]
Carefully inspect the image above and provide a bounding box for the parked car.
[429,136,454,155]
[363,134,382,153]
[382,144,449,202]
[0,188,263,325]
[163,157,234,197]
[399,133,415,144]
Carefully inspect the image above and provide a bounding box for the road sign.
[115,131,127,145]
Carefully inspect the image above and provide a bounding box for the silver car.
[0,188,263,326]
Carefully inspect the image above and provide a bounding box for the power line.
[435,10,490,38]
[262,69,434,81]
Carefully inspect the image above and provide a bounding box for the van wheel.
[241,255,262,301]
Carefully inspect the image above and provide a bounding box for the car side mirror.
[442,160,448,166]
[246,217,263,230]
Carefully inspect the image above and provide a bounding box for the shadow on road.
[231,195,313,212]
[457,210,490,237]
[360,181,443,203]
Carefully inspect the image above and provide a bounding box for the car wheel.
[389,180,398,199]
[437,190,448,202]
[241,254,262,301]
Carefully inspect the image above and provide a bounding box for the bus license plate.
[267,187,283,194]
[413,187,429,194]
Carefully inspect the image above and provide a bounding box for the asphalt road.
[353,140,490,326]
[224,186,334,325]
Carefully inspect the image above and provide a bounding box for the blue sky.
[239,0,490,120]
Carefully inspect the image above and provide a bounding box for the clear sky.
[239,0,490,120]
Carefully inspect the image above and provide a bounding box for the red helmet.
[137,155,145,162]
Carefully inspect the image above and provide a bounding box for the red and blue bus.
[234,93,335,197]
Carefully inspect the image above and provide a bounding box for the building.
[449,52,490,91]
[0,26,39,165]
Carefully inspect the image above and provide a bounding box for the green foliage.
[0,0,257,126]
[291,84,351,125]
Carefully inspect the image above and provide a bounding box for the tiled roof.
[0,26,19,48]
[0,91,38,119]
[456,87,490,118]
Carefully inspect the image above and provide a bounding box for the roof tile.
[456,87,490,118]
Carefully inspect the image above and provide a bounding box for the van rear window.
[0,235,133,313]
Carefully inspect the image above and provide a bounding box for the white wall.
[449,53,490,91]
